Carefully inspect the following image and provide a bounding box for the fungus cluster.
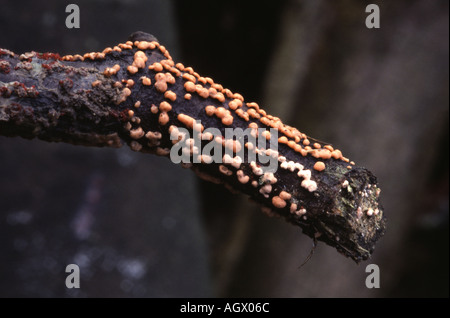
[59,36,364,220]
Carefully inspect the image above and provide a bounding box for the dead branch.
[0,31,386,262]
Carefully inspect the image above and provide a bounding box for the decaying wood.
[0,31,386,263]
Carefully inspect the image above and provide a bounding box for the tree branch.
[0,31,386,263]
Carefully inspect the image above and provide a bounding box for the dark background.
[0,0,448,297]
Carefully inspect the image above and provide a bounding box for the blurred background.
[0,0,448,297]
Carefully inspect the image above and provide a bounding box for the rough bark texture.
[1,32,385,263]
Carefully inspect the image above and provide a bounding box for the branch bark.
[0,31,386,262]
